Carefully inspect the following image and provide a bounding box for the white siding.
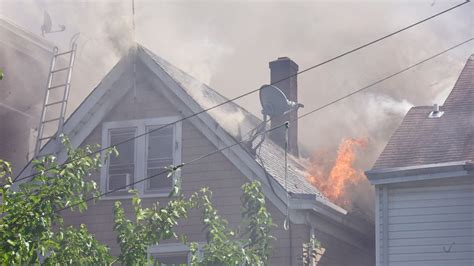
[383,178,474,266]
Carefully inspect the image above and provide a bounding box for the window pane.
[147,126,174,191]
[147,159,173,190]
[148,127,173,159]
[110,128,136,165]
[108,128,135,192]
[153,253,188,266]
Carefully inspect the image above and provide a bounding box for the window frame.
[147,243,204,266]
[100,117,182,199]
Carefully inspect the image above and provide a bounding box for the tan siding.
[62,63,369,265]
[60,72,308,265]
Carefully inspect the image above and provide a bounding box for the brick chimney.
[269,57,299,156]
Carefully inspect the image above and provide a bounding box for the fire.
[306,138,367,208]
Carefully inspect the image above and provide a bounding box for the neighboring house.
[18,44,375,265]
[0,17,54,173]
[366,55,474,266]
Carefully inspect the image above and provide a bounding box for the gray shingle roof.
[140,45,325,199]
[373,55,474,169]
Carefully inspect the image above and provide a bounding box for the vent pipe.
[428,103,444,118]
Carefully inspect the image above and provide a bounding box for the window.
[108,128,136,194]
[148,243,204,266]
[152,253,188,266]
[101,117,182,198]
[146,126,174,192]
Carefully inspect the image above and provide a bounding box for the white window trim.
[100,116,182,199]
[147,242,205,266]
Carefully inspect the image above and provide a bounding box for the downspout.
[305,213,315,266]
[289,219,293,266]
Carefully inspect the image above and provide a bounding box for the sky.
[1,0,473,172]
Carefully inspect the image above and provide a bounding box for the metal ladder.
[34,43,77,158]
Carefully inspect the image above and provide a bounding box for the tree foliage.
[113,191,192,265]
[188,181,274,266]
[0,138,275,265]
[0,138,113,264]
[113,181,274,266]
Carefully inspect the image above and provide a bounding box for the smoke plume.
[2,0,473,213]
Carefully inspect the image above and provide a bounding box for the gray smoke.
[2,0,473,213]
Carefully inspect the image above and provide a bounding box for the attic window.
[100,117,182,199]
[107,128,136,194]
[428,104,444,118]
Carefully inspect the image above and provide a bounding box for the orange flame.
[306,138,367,208]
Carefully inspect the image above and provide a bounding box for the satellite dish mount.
[248,84,304,153]
[41,11,66,36]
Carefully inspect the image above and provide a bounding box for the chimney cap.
[269,56,299,70]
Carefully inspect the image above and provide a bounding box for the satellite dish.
[259,84,303,117]
[41,11,66,36]
[247,84,303,154]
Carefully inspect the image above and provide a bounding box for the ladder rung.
[42,117,61,123]
[39,136,55,141]
[55,50,74,56]
[45,100,66,107]
[51,67,70,73]
[49,83,69,90]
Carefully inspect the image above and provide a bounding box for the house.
[365,55,474,266]
[17,44,375,265]
[0,17,54,173]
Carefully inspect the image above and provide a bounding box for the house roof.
[372,55,474,170]
[25,44,330,205]
[19,43,375,238]
[141,46,325,199]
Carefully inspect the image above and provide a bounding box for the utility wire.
[12,0,470,184]
[52,36,473,215]
[298,37,474,120]
[55,124,286,213]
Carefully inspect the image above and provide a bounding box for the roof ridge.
[138,45,325,198]
[372,54,474,169]
[138,44,262,126]
[442,55,474,109]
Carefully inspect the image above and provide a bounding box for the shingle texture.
[373,55,474,169]
[140,45,325,199]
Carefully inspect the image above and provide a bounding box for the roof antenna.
[131,0,138,118]
[283,121,291,231]
[41,11,66,37]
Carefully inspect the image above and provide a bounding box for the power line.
[52,37,473,215]
[298,38,474,120]
[12,0,470,184]
[56,124,286,213]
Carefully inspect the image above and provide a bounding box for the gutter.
[365,160,473,185]
[289,195,374,238]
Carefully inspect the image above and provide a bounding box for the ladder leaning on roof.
[33,42,77,158]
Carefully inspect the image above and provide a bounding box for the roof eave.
[0,16,55,52]
[291,196,375,235]
[365,160,473,185]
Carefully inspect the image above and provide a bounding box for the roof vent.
[428,103,444,118]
